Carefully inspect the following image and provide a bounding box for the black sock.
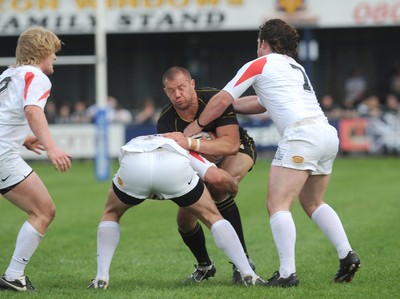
[179,222,212,266]
[215,196,249,257]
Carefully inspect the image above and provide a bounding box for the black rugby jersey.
[157,87,246,139]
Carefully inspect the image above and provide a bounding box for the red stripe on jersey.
[23,72,35,100]
[234,57,267,87]
[189,150,206,163]
[38,89,50,101]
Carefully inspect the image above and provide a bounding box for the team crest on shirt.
[117,176,124,186]
[291,155,305,164]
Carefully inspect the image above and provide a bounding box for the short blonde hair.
[15,27,62,67]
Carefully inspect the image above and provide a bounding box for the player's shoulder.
[196,87,220,104]
[158,102,175,118]
[196,87,220,95]
[18,65,50,83]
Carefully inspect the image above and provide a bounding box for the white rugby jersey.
[0,65,51,156]
[121,135,215,180]
[223,53,325,136]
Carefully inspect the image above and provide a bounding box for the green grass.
[0,157,399,298]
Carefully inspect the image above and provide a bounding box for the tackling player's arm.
[233,95,267,114]
[183,90,234,137]
[163,124,239,157]
[188,151,238,198]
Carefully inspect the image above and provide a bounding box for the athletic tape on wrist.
[195,139,201,151]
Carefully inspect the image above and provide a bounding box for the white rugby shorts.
[113,147,200,200]
[272,120,339,175]
[0,153,32,191]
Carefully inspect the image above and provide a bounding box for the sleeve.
[188,151,216,180]
[23,71,51,110]
[223,56,267,100]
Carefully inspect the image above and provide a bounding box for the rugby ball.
[191,132,223,164]
[192,131,212,140]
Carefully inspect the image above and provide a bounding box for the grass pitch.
[0,156,399,299]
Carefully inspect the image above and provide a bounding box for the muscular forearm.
[198,90,234,128]
[195,136,239,156]
[233,96,267,114]
[25,105,57,151]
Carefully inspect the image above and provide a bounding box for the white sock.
[96,221,120,282]
[311,204,352,259]
[270,211,296,277]
[5,221,43,280]
[211,219,255,277]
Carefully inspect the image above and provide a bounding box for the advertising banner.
[1,0,400,36]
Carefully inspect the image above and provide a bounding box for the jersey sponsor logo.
[234,57,267,87]
[291,155,305,164]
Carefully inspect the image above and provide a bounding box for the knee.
[46,203,56,222]
[266,196,283,216]
[38,204,56,227]
[177,212,198,232]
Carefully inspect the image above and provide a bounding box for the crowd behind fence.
[42,89,400,158]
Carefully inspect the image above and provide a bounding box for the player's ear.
[260,40,269,50]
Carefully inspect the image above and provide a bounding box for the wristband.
[195,139,201,151]
[196,118,206,128]
[187,138,192,150]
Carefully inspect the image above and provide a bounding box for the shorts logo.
[291,155,305,164]
[274,148,283,161]
[117,176,124,186]
[1,175,10,182]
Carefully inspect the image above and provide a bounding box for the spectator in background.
[114,103,133,125]
[44,101,57,124]
[389,70,400,99]
[133,97,156,125]
[340,97,359,118]
[383,93,400,115]
[344,68,367,106]
[357,95,382,118]
[86,96,118,123]
[320,94,342,120]
[55,103,72,124]
[70,101,90,123]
